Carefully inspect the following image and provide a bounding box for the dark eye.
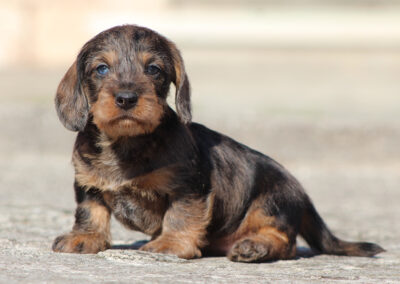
[145,64,161,76]
[96,64,109,76]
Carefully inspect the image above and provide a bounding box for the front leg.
[140,193,214,259]
[52,183,111,254]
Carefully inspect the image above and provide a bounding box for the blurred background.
[0,0,399,250]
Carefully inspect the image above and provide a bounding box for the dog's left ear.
[169,42,191,124]
[55,61,89,132]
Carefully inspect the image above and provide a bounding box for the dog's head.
[55,25,191,138]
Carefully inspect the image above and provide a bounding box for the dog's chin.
[95,115,159,139]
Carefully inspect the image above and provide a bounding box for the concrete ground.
[1,30,400,283]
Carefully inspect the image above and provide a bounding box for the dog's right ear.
[55,61,89,132]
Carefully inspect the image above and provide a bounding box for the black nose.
[115,92,138,110]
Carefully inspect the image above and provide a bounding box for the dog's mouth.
[109,114,146,125]
[114,114,135,121]
[111,114,135,122]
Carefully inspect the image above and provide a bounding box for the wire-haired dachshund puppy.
[52,25,384,262]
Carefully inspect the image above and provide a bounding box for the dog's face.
[55,25,191,138]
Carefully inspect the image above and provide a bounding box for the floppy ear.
[54,61,89,132]
[169,43,191,124]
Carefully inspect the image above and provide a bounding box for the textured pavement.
[1,46,399,282]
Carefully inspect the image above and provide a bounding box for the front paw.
[139,238,201,259]
[52,232,110,254]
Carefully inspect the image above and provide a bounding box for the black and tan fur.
[52,25,384,262]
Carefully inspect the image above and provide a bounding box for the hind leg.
[226,209,297,262]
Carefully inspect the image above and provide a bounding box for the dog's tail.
[299,197,385,257]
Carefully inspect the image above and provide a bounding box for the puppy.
[52,25,384,262]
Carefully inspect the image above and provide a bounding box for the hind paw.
[228,238,271,262]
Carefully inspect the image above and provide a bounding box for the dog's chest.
[103,189,167,236]
[73,143,174,194]
[73,143,172,235]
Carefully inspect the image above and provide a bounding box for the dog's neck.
[83,107,195,170]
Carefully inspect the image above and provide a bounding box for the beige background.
[0,1,399,282]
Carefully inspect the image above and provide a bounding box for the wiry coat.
[52,25,384,262]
